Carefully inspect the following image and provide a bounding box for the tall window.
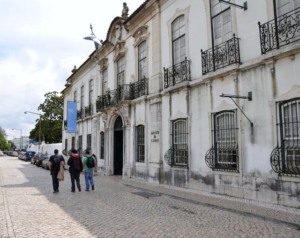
[138,41,147,80]
[213,111,238,171]
[172,15,186,65]
[89,79,93,105]
[80,86,84,109]
[211,0,232,46]
[101,69,108,95]
[87,134,92,150]
[78,135,83,156]
[277,99,300,174]
[71,136,75,150]
[171,119,188,166]
[100,132,104,159]
[136,125,145,162]
[276,0,300,16]
[117,57,125,87]
[74,91,77,102]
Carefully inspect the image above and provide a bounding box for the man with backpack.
[82,149,97,191]
[48,149,65,193]
[67,149,83,192]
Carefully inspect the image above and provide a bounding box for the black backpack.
[72,157,82,172]
[86,156,95,168]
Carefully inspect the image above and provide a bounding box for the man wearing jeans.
[48,149,65,193]
[82,149,97,191]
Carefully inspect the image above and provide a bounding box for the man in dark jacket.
[67,149,83,192]
[49,149,65,193]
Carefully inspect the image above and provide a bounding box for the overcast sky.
[0,0,144,140]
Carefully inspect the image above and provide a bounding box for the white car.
[0,151,3,156]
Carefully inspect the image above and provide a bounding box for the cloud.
[0,0,144,138]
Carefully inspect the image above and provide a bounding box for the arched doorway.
[114,116,123,175]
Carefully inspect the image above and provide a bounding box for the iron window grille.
[163,58,191,89]
[136,125,145,163]
[100,132,104,159]
[258,5,300,54]
[205,110,239,172]
[165,119,188,167]
[201,34,241,75]
[78,135,82,156]
[65,139,68,155]
[271,98,300,176]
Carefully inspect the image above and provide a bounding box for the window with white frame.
[171,119,188,166]
[280,99,300,173]
[136,125,145,162]
[211,0,232,46]
[213,110,238,171]
[117,57,125,87]
[73,90,77,102]
[80,86,84,109]
[138,41,147,80]
[172,15,186,65]
[101,69,108,95]
[276,0,300,16]
[89,79,93,105]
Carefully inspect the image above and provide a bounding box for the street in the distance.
[0,156,300,238]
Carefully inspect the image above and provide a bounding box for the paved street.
[0,156,300,238]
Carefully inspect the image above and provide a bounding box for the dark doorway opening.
[114,116,123,175]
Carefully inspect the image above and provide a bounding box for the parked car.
[18,152,26,160]
[41,156,50,170]
[0,151,3,156]
[24,151,36,162]
[31,153,41,165]
[35,154,49,167]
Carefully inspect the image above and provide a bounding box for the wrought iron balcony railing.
[96,80,149,112]
[96,84,131,112]
[258,7,300,54]
[130,78,149,99]
[163,58,191,89]
[271,147,300,177]
[164,147,188,168]
[77,108,84,120]
[84,104,93,117]
[201,35,241,75]
[205,146,239,172]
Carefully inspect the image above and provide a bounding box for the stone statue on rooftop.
[122,2,129,18]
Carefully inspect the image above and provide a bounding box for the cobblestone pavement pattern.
[0,156,300,238]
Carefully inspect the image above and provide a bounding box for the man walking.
[82,149,97,191]
[48,149,65,193]
[67,149,83,192]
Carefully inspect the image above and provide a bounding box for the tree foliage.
[29,91,64,143]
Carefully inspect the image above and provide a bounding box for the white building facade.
[62,0,300,207]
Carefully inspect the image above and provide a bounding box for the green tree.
[29,91,64,143]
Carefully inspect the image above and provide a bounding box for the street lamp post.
[24,111,42,144]
[12,128,22,150]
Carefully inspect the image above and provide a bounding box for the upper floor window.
[80,86,84,109]
[101,69,108,95]
[138,41,147,80]
[89,79,94,105]
[73,91,77,102]
[172,15,186,65]
[277,0,300,16]
[211,0,232,46]
[117,57,125,87]
[136,125,145,163]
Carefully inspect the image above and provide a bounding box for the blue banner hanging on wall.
[67,101,77,133]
